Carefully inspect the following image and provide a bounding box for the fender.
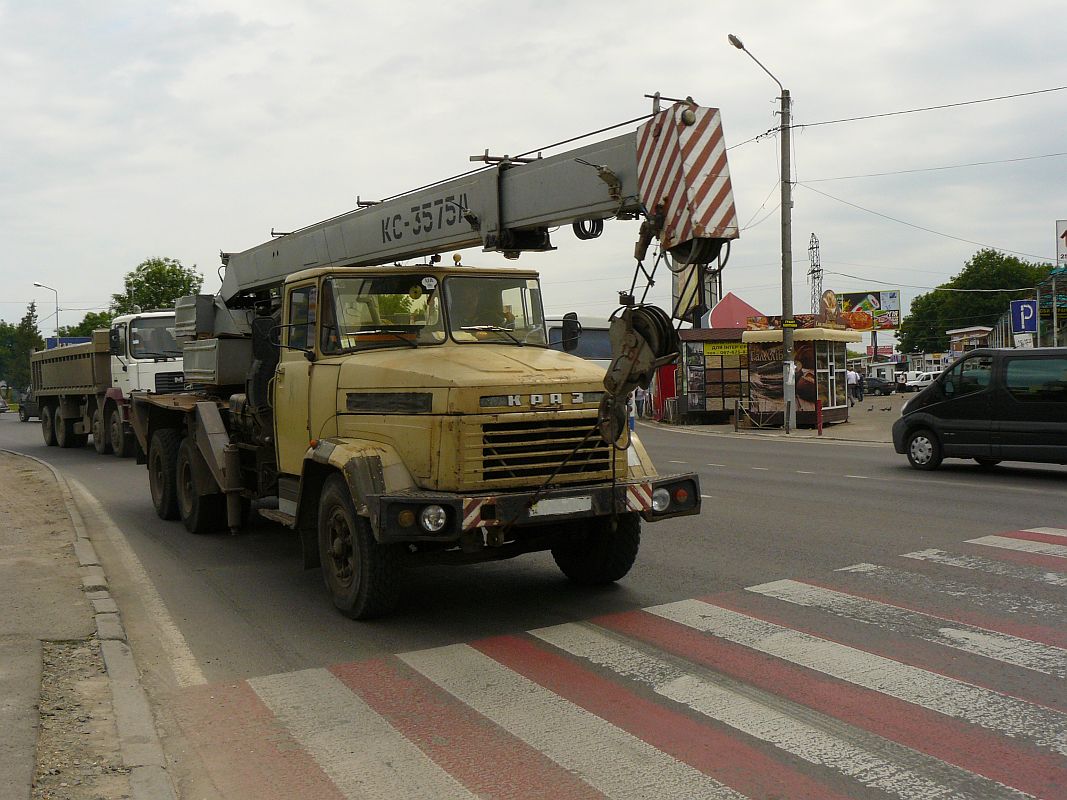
[296,438,417,559]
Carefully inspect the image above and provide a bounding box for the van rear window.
[1005,358,1067,403]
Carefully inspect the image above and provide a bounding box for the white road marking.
[701,495,714,499]
[648,599,1067,755]
[250,668,475,800]
[1024,527,1067,538]
[747,579,1066,678]
[401,644,744,800]
[751,467,769,471]
[844,474,869,479]
[668,460,689,464]
[835,562,1067,620]
[968,535,1067,559]
[705,463,726,467]
[67,478,206,687]
[796,470,816,475]
[532,623,1024,800]
[900,548,1067,587]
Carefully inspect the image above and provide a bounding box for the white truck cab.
[108,311,185,396]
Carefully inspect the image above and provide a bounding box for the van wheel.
[148,428,182,520]
[318,474,401,619]
[92,408,112,455]
[41,405,58,446]
[551,513,641,585]
[906,429,942,470]
[109,406,133,458]
[175,437,225,534]
[974,458,1001,468]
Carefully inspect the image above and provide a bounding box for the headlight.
[419,504,447,532]
[651,488,671,512]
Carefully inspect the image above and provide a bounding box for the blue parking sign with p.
[1010,299,1037,333]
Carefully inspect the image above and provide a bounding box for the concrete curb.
[1,450,178,800]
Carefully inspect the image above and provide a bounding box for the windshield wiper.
[132,351,174,360]
[346,329,420,349]
[460,325,521,344]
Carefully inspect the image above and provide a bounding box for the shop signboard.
[703,341,748,356]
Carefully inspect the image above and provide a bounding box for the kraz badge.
[480,391,601,408]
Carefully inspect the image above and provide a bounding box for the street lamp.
[33,282,59,343]
[728,34,796,432]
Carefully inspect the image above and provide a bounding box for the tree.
[0,303,44,389]
[59,310,116,337]
[897,249,1051,353]
[111,257,203,314]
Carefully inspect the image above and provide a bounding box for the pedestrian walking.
[634,386,647,418]
[856,371,865,401]
[846,367,859,406]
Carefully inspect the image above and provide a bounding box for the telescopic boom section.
[219,101,739,303]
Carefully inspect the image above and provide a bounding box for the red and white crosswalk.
[175,527,1067,799]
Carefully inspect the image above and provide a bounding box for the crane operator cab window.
[319,274,446,354]
[445,276,547,345]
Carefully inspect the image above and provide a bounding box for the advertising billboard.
[836,290,900,331]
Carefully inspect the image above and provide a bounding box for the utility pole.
[729,34,796,431]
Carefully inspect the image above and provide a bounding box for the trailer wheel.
[55,411,87,449]
[318,474,402,619]
[149,428,181,520]
[175,437,225,534]
[551,513,641,585]
[109,406,133,458]
[41,405,58,447]
[18,406,29,423]
[92,408,112,455]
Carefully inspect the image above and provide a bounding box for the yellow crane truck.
[129,97,740,618]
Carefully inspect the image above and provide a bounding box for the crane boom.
[220,101,739,303]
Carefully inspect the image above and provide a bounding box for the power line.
[797,86,1067,129]
[804,152,1067,183]
[825,270,1038,293]
[799,183,1054,262]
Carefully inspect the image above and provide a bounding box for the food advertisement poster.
[835,290,900,330]
[747,341,821,413]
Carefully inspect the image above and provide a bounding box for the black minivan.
[892,348,1067,469]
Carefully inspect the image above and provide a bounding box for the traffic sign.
[1010,299,1037,334]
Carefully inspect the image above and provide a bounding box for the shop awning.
[741,327,863,343]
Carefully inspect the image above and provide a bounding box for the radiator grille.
[463,414,615,485]
[154,371,185,394]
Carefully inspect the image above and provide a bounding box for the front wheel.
[148,428,181,520]
[109,406,134,458]
[906,429,942,470]
[318,474,402,619]
[551,513,641,585]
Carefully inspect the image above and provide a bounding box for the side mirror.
[942,379,955,396]
[561,312,582,353]
[108,327,122,356]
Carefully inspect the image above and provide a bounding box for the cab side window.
[945,355,991,397]
[287,285,317,351]
[1006,358,1067,403]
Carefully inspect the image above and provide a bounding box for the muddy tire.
[148,428,181,521]
[92,408,112,455]
[175,437,225,534]
[41,405,58,446]
[109,406,134,458]
[55,411,86,449]
[318,474,402,619]
[551,513,641,585]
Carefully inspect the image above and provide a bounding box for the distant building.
[945,326,992,351]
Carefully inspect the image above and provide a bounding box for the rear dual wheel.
[175,437,225,534]
[149,428,181,520]
[55,410,87,449]
[92,408,112,455]
[41,405,58,446]
[109,406,134,458]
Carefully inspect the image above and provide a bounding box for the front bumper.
[891,416,909,454]
[369,473,701,544]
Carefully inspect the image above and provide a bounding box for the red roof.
[709,292,764,329]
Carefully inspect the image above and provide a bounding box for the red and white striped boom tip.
[636,102,740,252]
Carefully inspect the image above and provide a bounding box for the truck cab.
[107,311,185,396]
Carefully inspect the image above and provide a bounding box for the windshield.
[129,316,180,358]
[321,274,446,353]
[444,276,546,345]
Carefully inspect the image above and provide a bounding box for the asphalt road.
[5,411,1066,799]
[2,411,1062,683]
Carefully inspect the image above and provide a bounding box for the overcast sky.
[2,1,1064,348]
